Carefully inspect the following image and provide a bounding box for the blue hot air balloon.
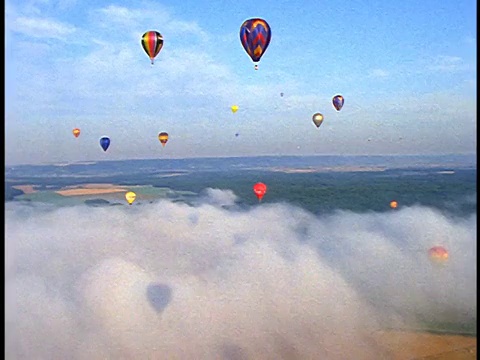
[239,18,271,69]
[332,95,344,111]
[100,136,110,152]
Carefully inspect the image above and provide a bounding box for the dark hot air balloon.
[239,18,271,70]
[99,136,110,152]
[332,95,344,111]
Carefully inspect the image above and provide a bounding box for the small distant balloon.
[280,92,284,97]
[231,105,239,113]
[390,200,398,209]
[428,246,449,263]
[141,31,164,65]
[158,132,169,147]
[332,95,344,111]
[253,182,267,202]
[99,136,110,152]
[235,133,240,137]
[312,113,324,128]
[125,191,136,205]
[146,283,172,313]
[72,128,80,138]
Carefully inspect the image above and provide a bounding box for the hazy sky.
[5,191,477,358]
[5,0,477,165]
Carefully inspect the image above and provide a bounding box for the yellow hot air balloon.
[231,105,239,113]
[312,113,324,128]
[158,132,169,147]
[125,191,137,205]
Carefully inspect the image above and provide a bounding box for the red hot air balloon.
[253,182,267,201]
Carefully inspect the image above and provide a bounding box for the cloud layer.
[5,191,476,359]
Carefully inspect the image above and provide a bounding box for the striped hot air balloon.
[141,31,164,65]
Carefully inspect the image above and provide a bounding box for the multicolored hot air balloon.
[239,18,271,69]
[141,31,164,65]
[253,182,267,202]
[231,105,239,113]
[332,95,344,111]
[100,136,110,152]
[428,246,449,263]
[312,113,324,128]
[125,191,137,205]
[158,132,169,147]
[72,128,80,138]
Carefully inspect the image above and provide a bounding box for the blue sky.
[5,0,477,165]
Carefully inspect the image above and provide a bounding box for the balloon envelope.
[390,200,398,209]
[125,191,136,205]
[253,182,267,201]
[100,137,110,152]
[231,105,239,113]
[146,283,172,313]
[239,18,271,65]
[312,113,324,128]
[332,95,344,111]
[158,132,169,147]
[72,128,80,138]
[428,246,449,263]
[141,31,164,64]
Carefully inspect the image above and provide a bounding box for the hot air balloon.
[390,200,398,209]
[141,31,164,65]
[99,136,110,152]
[125,191,136,205]
[428,246,449,263]
[332,95,344,111]
[158,132,169,147]
[280,92,284,97]
[253,182,267,202]
[72,128,80,138]
[312,113,324,128]
[239,18,271,70]
[231,105,239,113]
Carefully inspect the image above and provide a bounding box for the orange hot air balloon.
[72,128,81,138]
[158,132,169,147]
[428,246,449,263]
[390,200,398,209]
[253,182,267,202]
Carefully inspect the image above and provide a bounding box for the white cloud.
[427,55,471,72]
[12,16,76,40]
[5,194,476,358]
